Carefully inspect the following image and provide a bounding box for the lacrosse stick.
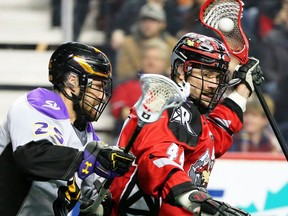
[81,74,186,214]
[199,0,288,161]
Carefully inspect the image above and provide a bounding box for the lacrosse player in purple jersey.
[0,42,134,216]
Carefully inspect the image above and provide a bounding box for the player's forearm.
[162,170,195,205]
[14,139,83,181]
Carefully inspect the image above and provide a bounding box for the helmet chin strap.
[71,93,88,131]
[58,82,89,131]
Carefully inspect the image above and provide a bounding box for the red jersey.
[109,98,243,215]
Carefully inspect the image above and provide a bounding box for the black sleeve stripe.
[165,180,195,205]
[206,98,244,136]
[206,116,234,136]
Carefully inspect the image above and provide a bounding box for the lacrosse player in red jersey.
[106,32,264,216]
[0,42,134,216]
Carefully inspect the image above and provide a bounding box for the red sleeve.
[207,98,243,157]
[118,109,193,201]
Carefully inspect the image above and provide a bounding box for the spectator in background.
[109,0,166,51]
[242,0,282,41]
[164,0,193,37]
[110,38,169,138]
[114,2,177,83]
[241,0,282,58]
[95,0,126,37]
[109,0,190,51]
[259,0,288,125]
[277,72,288,144]
[105,0,188,83]
[179,0,215,38]
[230,93,280,153]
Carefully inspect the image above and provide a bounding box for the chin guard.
[72,94,88,131]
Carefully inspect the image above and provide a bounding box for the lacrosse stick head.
[135,74,185,125]
[199,0,249,64]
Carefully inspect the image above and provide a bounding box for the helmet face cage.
[82,77,112,122]
[49,42,112,121]
[187,63,229,113]
[171,33,230,113]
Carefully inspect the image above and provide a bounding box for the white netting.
[136,74,185,124]
[141,76,182,113]
[201,0,245,52]
[143,88,166,113]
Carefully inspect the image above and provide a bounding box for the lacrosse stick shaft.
[254,85,288,160]
[124,124,142,153]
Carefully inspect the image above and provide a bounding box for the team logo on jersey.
[170,107,197,136]
[188,149,215,187]
[43,100,61,110]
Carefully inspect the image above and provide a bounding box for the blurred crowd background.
[0,0,287,155]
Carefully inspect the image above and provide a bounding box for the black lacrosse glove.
[78,141,135,179]
[199,199,251,216]
[177,187,250,216]
[229,57,265,96]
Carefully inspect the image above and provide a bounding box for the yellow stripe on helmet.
[73,55,110,78]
